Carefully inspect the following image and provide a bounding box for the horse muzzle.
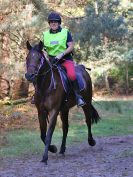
[25,73,36,82]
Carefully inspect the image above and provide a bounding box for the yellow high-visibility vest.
[43,28,68,56]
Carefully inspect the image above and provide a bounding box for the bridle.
[26,51,52,77]
[26,49,56,91]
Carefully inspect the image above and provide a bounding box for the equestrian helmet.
[48,12,61,24]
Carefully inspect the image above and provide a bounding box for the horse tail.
[91,105,101,124]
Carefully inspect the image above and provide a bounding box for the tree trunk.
[104,72,111,94]
[125,62,129,95]
[2,32,10,64]
[0,77,10,99]
[94,1,98,15]
[10,78,29,100]
[0,32,10,99]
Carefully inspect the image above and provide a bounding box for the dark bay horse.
[25,41,100,164]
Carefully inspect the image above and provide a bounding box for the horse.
[25,41,100,164]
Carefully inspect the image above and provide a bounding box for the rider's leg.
[62,60,86,107]
[71,79,86,107]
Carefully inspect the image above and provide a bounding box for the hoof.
[59,147,66,154]
[59,150,65,155]
[59,153,65,158]
[49,145,57,153]
[88,139,96,146]
[41,159,47,165]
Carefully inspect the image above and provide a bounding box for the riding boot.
[71,80,86,107]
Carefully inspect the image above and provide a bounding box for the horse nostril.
[25,73,36,82]
[30,73,34,77]
[25,73,29,80]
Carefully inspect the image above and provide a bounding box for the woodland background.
[0,2,133,176]
[0,0,133,100]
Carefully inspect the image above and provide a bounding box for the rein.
[37,53,56,90]
[38,55,52,76]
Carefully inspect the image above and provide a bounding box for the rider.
[42,12,85,107]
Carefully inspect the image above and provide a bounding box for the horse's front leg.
[42,110,58,164]
[38,110,47,145]
[38,110,57,154]
[59,109,69,154]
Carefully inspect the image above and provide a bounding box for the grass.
[0,100,133,158]
[0,130,44,157]
[93,100,133,136]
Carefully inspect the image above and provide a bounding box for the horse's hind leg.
[59,109,69,154]
[82,104,96,146]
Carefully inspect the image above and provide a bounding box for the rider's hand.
[51,58,58,64]
[55,52,64,60]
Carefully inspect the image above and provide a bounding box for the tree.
[0,0,48,99]
[68,0,133,94]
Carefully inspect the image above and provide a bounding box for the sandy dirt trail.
[1,135,133,177]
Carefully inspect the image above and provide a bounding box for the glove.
[51,58,58,65]
[55,52,64,60]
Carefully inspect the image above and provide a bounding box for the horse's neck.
[43,59,51,73]
[36,59,52,91]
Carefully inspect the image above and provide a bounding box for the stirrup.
[77,98,86,107]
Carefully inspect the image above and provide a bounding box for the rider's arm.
[63,31,74,56]
[63,41,74,56]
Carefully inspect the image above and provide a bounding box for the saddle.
[47,63,87,94]
[57,64,86,93]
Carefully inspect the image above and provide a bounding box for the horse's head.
[25,41,44,83]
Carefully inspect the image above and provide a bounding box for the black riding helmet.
[48,12,61,24]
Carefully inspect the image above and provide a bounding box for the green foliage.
[68,1,132,93]
[124,49,133,62]
[93,62,133,94]
[70,1,129,65]
[71,0,128,46]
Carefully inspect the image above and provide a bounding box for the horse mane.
[43,50,49,61]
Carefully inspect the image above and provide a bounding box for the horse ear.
[38,41,44,51]
[26,41,32,50]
